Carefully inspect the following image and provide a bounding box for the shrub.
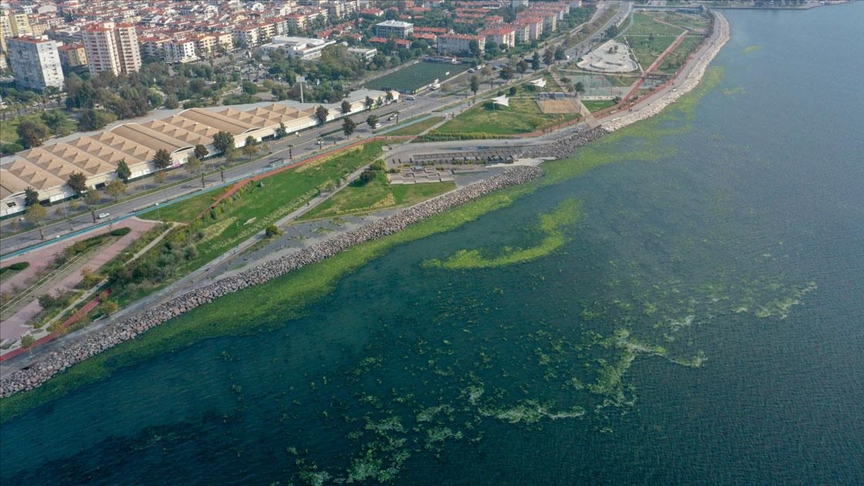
[265,225,282,238]
[109,227,132,236]
[9,262,30,271]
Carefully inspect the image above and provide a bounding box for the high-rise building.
[7,36,64,91]
[82,22,141,76]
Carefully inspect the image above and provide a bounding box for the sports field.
[372,62,470,93]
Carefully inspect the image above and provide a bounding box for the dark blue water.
[2,5,863,484]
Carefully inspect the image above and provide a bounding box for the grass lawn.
[432,98,578,137]
[625,34,681,71]
[372,62,470,93]
[653,12,711,31]
[385,116,444,136]
[143,142,385,269]
[625,13,687,37]
[301,174,455,220]
[582,100,618,113]
[0,113,78,150]
[657,36,705,74]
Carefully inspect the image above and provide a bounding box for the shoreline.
[0,12,732,401]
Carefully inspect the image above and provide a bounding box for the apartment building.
[375,20,414,39]
[82,22,141,76]
[7,36,64,91]
[57,43,87,69]
[437,33,485,56]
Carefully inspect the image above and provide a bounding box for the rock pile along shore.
[523,126,609,160]
[0,166,544,399]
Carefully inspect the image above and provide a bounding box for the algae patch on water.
[423,198,581,270]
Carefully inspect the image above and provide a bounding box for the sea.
[1,4,863,484]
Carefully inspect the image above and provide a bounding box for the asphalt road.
[0,1,634,259]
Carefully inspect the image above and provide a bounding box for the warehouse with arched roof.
[0,89,395,217]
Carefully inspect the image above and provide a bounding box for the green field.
[582,100,618,113]
[140,143,385,273]
[302,175,455,220]
[657,36,705,74]
[625,13,687,37]
[432,97,579,137]
[372,62,470,93]
[625,33,681,71]
[384,116,444,136]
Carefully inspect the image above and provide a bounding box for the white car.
[98,212,110,219]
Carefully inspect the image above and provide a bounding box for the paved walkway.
[0,218,158,345]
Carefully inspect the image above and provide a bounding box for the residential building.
[347,46,377,62]
[375,20,413,39]
[259,35,335,60]
[437,33,485,56]
[481,26,516,49]
[82,22,141,76]
[7,36,64,91]
[57,43,87,69]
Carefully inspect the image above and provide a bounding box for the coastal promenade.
[0,11,732,399]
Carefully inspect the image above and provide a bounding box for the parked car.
[97,212,110,219]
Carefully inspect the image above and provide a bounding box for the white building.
[375,20,413,39]
[7,36,64,91]
[260,36,335,60]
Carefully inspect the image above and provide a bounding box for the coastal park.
[430,77,581,139]
[563,9,711,99]
[371,61,470,94]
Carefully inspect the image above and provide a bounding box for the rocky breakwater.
[523,126,609,160]
[602,12,731,132]
[0,166,544,399]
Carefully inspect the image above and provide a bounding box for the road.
[0,1,633,259]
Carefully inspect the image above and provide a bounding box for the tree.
[19,334,36,351]
[385,91,394,103]
[25,204,47,240]
[367,114,379,128]
[532,52,541,71]
[543,49,555,66]
[605,25,619,40]
[153,149,172,170]
[24,187,40,207]
[265,224,282,238]
[574,82,585,96]
[470,76,480,96]
[509,86,518,96]
[16,120,50,148]
[554,46,567,61]
[104,179,126,201]
[153,170,167,184]
[78,109,111,131]
[100,299,119,316]
[341,100,352,114]
[315,105,329,124]
[85,187,101,206]
[468,40,481,59]
[517,60,528,74]
[343,117,357,137]
[274,122,288,139]
[243,136,259,159]
[194,144,209,160]
[116,159,132,183]
[364,96,374,110]
[67,172,88,195]
[185,156,202,173]
[213,131,235,154]
[40,110,68,134]
[500,65,515,80]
